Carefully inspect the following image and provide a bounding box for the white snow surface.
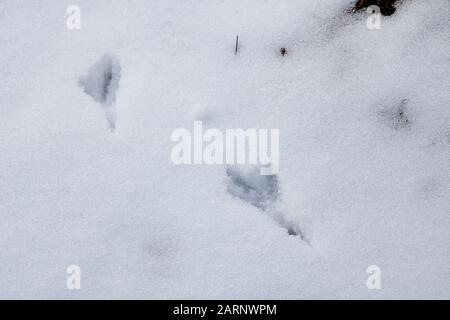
[0,0,449,299]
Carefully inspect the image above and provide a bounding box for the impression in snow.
[226,166,305,239]
[79,54,121,130]
[354,0,398,16]
[379,98,411,130]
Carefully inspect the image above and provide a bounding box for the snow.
[0,0,449,299]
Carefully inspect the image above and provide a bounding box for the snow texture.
[0,0,449,299]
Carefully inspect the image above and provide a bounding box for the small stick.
[235,35,239,54]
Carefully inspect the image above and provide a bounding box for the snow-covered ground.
[0,0,449,299]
